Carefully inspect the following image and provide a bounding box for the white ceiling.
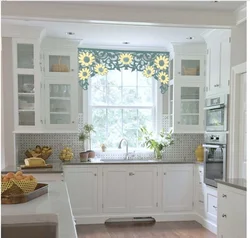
[60,1,245,12]
[2,19,211,49]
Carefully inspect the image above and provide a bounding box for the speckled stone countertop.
[62,159,196,165]
[215,178,247,191]
[1,162,63,174]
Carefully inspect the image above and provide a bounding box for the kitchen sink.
[1,214,58,238]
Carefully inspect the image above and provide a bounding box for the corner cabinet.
[13,38,41,131]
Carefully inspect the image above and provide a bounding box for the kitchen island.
[2,181,77,238]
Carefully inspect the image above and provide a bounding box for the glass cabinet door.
[44,52,76,77]
[49,83,72,125]
[17,44,34,69]
[169,84,174,128]
[181,60,200,76]
[179,86,200,126]
[17,74,35,126]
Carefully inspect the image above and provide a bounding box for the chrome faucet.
[118,138,129,160]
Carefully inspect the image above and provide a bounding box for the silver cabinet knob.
[94,173,97,176]
[72,121,75,123]
[164,172,166,175]
[213,205,217,209]
[129,172,135,176]
[222,194,227,198]
[199,200,204,203]
[71,69,74,72]
[222,214,227,218]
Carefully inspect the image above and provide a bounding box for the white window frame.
[82,72,163,152]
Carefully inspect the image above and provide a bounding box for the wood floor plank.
[76,221,216,238]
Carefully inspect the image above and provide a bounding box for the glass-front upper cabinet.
[13,39,40,130]
[174,81,204,133]
[43,51,76,77]
[175,55,205,80]
[44,80,77,130]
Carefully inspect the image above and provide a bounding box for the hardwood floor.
[76,221,216,238]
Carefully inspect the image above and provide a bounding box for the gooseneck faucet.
[118,138,129,160]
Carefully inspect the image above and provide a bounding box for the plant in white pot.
[79,124,95,161]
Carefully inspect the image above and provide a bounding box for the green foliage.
[139,126,174,152]
[79,123,95,142]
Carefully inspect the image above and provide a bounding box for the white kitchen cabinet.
[217,184,246,238]
[170,80,204,133]
[43,79,78,130]
[204,30,231,97]
[12,38,41,131]
[102,167,129,213]
[174,55,205,81]
[129,166,158,213]
[64,167,98,215]
[43,51,77,78]
[163,164,194,212]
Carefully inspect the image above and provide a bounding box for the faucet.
[118,138,129,160]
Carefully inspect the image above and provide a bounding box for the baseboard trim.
[195,213,217,234]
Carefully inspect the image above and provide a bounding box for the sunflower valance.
[78,48,170,94]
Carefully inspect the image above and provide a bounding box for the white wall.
[230,21,246,67]
[1,37,15,167]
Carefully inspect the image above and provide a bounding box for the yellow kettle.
[195,145,204,162]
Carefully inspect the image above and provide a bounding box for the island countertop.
[215,178,247,191]
[2,181,77,238]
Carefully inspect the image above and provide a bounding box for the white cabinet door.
[129,166,158,213]
[64,167,98,216]
[163,165,194,212]
[175,55,205,81]
[102,167,129,213]
[174,81,204,133]
[43,51,77,78]
[205,186,217,223]
[44,79,78,130]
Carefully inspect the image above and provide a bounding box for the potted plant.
[139,126,174,160]
[79,123,95,161]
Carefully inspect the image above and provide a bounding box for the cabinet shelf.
[18,93,35,96]
[50,112,70,115]
[50,97,71,101]
[18,109,35,112]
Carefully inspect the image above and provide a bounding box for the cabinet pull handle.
[222,214,227,218]
[199,171,202,173]
[199,200,204,203]
[72,121,75,123]
[41,120,43,124]
[71,69,74,72]
[94,173,97,176]
[199,182,202,184]
[164,172,166,175]
[213,205,217,209]
[129,172,135,176]
[222,194,227,198]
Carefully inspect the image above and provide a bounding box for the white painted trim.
[234,3,246,25]
[228,62,246,178]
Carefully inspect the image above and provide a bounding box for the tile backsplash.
[16,114,204,164]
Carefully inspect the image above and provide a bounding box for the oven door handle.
[202,144,222,149]
[204,104,225,110]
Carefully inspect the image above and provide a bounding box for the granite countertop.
[1,162,63,174]
[215,178,247,191]
[2,181,77,238]
[63,159,196,165]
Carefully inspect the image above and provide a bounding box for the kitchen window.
[88,69,158,149]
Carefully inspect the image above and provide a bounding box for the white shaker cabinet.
[163,164,194,212]
[204,30,231,97]
[129,166,158,213]
[217,184,246,238]
[64,167,98,215]
[102,167,129,213]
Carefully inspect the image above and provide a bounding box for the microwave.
[204,94,228,132]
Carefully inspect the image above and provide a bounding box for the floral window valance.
[78,48,170,94]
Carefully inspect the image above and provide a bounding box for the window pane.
[123,109,138,130]
[138,109,153,130]
[137,86,152,105]
[122,87,136,105]
[91,75,107,105]
[123,69,137,87]
[107,87,122,105]
[138,72,152,87]
[107,70,121,86]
